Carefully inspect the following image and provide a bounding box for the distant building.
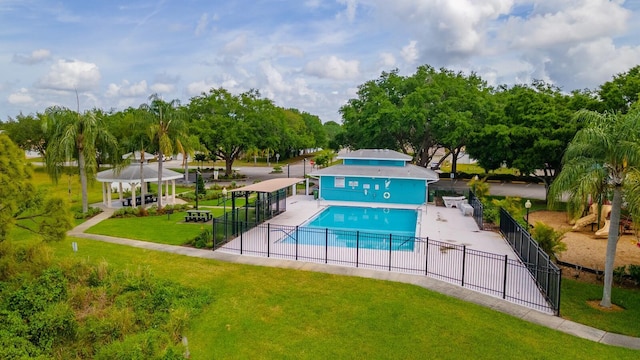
[309,149,439,205]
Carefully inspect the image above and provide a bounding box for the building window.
[335,177,345,188]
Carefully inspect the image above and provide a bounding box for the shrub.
[28,302,77,351]
[74,206,103,219]
[530,222,567,261]
[614,265,627,284]
[468,176,490,199]
[185,229,212,249]
[628,264,640,286]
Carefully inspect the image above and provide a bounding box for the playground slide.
[595,220,610,238]
[572,213,597,231]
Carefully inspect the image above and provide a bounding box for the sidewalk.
[68,205,640,350]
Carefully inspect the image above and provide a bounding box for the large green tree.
[549,109,640,308]
[189,88,279,176]
[0,134,72,242]
[598,65,640,113]
[0,113,48,156]
[42,107,120,213]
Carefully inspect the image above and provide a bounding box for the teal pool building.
[309,149,440,205]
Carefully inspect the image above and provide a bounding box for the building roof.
[338,149,412,162]
[309,164,440,183]
[230,178,306,193]
[96,164,183,183]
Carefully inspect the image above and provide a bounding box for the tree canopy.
[0,134,72,243]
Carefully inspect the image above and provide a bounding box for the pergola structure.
[227,177,307,226]
[96,164,183,208]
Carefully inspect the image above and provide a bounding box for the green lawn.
[49,238,639,359]
[84,211,217,245]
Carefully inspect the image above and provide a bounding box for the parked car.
[430,162,440,170]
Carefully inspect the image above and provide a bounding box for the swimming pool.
[281,206,418,251]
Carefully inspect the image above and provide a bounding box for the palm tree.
[549,109,640,308]
[143,94,187,208]
[43,106,120,213]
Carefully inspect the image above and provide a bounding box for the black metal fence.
[499,209,562,315]
[468,191,484,230]
[213,218,559,314]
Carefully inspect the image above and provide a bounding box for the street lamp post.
[195,167,200,210]
[222,187,228,238]
[525,200,532,228]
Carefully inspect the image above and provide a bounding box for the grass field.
[84,211,212,245]
[48,238,640,359]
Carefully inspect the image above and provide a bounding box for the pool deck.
[264,196,518,260]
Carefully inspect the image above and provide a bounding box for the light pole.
[222,187,228,237]
[525,200,532,228]
[195,167,201,210]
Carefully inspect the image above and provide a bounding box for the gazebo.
[96,164,183,208]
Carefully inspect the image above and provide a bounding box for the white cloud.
[12,49,51,65]
[501,0,630,49]
[194,13,208,36]
[105,80,148,97]
[8,88,34,104]
[186,80,217,96]
[378,52,396,68]
[38,59,101,91]
[401,41,418,64]
[150,82,175,94]
[304,55,360,80]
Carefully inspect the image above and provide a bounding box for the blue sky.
[2,0,639,123]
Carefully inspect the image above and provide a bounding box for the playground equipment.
[572,204,612,231]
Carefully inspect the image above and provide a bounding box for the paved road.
[170,159,548,200]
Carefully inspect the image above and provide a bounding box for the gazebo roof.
[96,164,183,183]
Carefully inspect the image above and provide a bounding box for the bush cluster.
[614,264,640,286]
[74,206,103,220]
[111,204,190,218]
[0,243,212,359]
[184,229,212,249]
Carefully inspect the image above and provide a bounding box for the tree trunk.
[78,152,89,213]
[157,151,164,208]
[450,148,460,174]
[600,185,622,308]
[225,157,233,177]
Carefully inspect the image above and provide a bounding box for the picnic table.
[185,209,212,222]
[121,194,157,207]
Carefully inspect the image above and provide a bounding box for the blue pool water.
[281,206,418,251]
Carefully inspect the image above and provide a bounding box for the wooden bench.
[185,210,212,222]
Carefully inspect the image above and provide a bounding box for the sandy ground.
[528,211,640,270]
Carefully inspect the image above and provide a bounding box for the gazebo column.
[291,184,296,196]
[172,180,176,204]
[131,183,137,208]
[165,180,170,204]
[305,178,309,195]
[118,183,123,201]
[106,182,113,208]
[101,182,107,206]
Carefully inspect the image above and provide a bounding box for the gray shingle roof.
[309,164,439,182]
[337,149,412,161]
